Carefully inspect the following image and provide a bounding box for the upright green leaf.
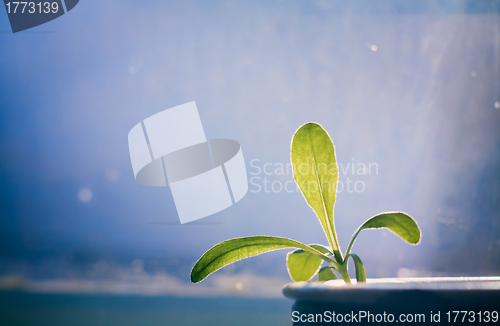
[318,266,338,281]
[190,236,339,283]
[291,123,342,261]
[347,254,366,282]
[346,212,421,256]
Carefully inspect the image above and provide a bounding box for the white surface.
[129,102,249,222]
[128,123,152,177]
[169,166,233,224]
[135,155,166,186]
[143,101,206,159]
[224,147,248,203]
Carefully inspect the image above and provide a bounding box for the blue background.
[0,0,499,301]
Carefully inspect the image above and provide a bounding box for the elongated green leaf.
[190,236,339,283]
[318,266,338,281]
[347,254,366,282]
[346,212,421,256]
[287,249,322,281]
[310,244,333,255]
[291,123,341,261]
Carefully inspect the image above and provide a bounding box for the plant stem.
[337,262,351,284]
[345,227,362,258]
[339,261,351,284]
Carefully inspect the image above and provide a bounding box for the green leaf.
[310,244,333,255]
[286,243,335,282]
[347,254,366,282]
[346,212,421,257]
[291,123,342,261]
[287,249,323,281]
[190,236,339,283]
[318,266,338,281]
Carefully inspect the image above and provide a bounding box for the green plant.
[190,122,421,284]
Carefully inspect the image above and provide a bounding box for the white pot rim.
[283,277,500,303]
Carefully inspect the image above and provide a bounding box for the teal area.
[0,292,292,326]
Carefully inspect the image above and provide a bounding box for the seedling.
[191,122,421,284]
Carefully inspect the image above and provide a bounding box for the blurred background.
[1,0,499,325]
